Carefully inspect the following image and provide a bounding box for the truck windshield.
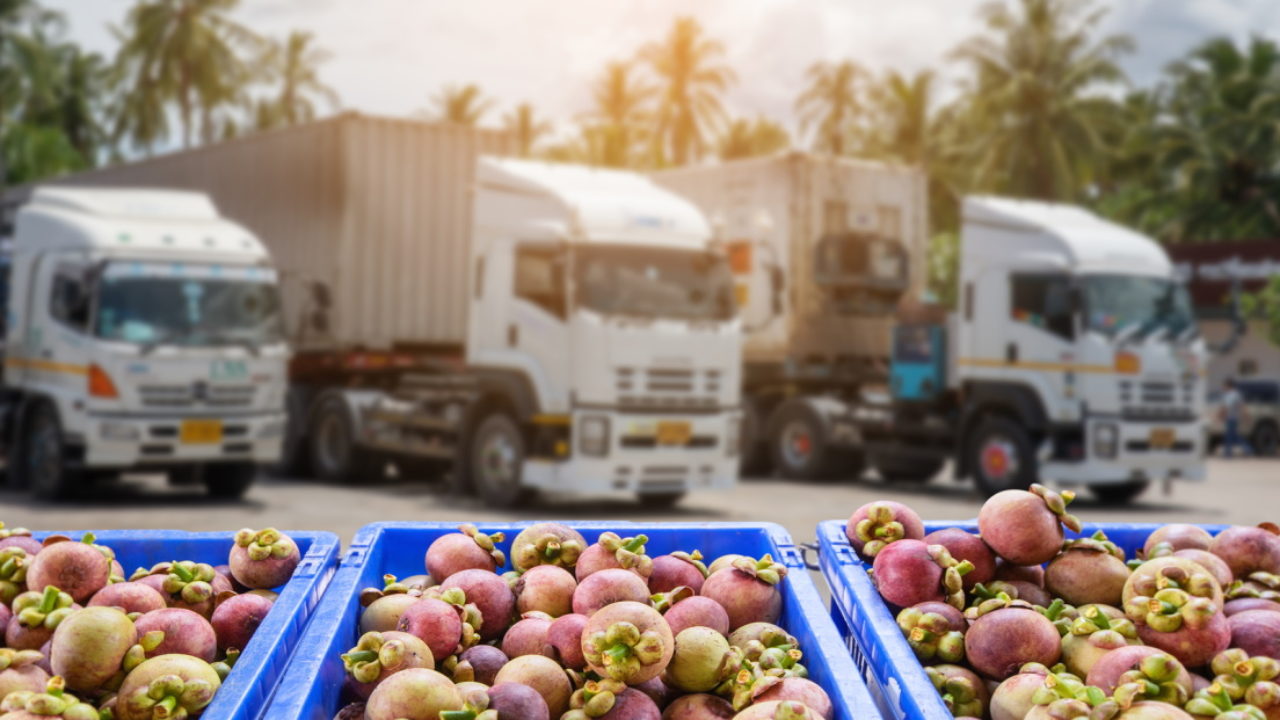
[574,245,735,322]
[1080,274,1196,339]
[94,262,283,349]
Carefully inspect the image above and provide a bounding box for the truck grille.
[1119,379,1196,422]
[615,367,721,409]
[138,384,256,408]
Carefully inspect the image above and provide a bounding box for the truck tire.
[204,463,257,499]
[469,412,531,508]
[875,456,945,483]
[968,415,1037,496]
[21,403,79,501]
[739,400,773,477]
[1252,422,1279,457]
[768,401,838,481]
[637,491,686,508]
[309,393,372,484]
[1089,480,1149,504]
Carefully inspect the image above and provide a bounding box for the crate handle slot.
[776,544,804,569]
[292,554,323,579]
[342,545,369,567]
[833,541,859,566]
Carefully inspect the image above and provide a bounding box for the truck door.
[1003,272,1075,415]
[17,252,93,402]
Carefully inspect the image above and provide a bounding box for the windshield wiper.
[138,330,181,356]
[205,332,261,356]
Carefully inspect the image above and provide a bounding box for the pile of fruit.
[333,522,832,720]
[846,486,1280,720]
[0,523,300,719]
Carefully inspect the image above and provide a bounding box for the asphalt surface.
[1,458,1274,546]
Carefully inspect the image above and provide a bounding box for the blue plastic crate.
[25,529,339,720]
[816,520,1229,720]
[268,521,881,720]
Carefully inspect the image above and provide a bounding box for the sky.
[41,0,1280,139]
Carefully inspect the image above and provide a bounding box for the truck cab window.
[1010,274,1073,340]
[50,266,90,331]
[514,246,566,319]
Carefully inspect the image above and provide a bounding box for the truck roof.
[477,157,711,248]
[16,186,269,261]
[963,196,1171,275]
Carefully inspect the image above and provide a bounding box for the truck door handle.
[1005,343,1018,364]
[507,324,518,348]
[40,348,52,359]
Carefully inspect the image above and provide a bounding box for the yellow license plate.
[180,420,223,444]
[1149,427,1175,449]
[656,421,692,446]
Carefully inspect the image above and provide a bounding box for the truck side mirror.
[770,265,785,314]
[311,281,332,310]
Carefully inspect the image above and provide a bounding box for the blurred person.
[1219,378,1250,457]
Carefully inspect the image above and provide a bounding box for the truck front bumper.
[81,412,286,468]
[522,410,739,495]
[1042,417,1205,485]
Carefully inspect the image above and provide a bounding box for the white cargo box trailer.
[653,153,929,477]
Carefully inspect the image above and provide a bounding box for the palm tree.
[795,60,864,155]
[946,0,1132,200]
[866,70,935,166]
[584,60,652,167]
[502,102,552,157]
[111,0,263,150]
[718,115,789,160]
[256,30,339,130]
[640,16,736,166]
[1143,37,1280,241]
[426,83,493,126]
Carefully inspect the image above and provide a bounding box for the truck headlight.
[100,421,139,442]
[579,415,610,457]
[726,415,740,458]
[1094,422,1118,459]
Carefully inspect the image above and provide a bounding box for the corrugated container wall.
[653,153,928,366]
[10,113,512,352]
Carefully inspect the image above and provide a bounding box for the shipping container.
[653,154,930,479]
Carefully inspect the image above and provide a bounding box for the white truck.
[25,114,742,507]
[0,187,288,499]
[874,196,1207,500]
[656,155,1206,500]
[337,156,741,507]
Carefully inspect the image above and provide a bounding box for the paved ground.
[2,458,1274,546]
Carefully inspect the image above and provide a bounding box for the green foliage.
[718,116,790,160]
[927,231,960,308]
[1241,278,1280,347]
[640,16,736,166]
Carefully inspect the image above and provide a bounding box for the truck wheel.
[768,401,836,481]
[739,401,772,477]
[875,456,945,483]
[637,491,685,508]
[204,463,257,499]
[969,416,1037,496]
[1089,480,1150,504]
[470,412,531,508]
[1252,422,1279,457]
[22,403,78,501]
[309,393,370,484]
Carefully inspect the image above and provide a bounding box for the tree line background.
[4,0,1280,305]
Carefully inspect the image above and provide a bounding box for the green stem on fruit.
[170,562,194,583]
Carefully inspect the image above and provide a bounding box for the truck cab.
[5,187,288,498]
[953,197,1206,499]
[461,158,742,505]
